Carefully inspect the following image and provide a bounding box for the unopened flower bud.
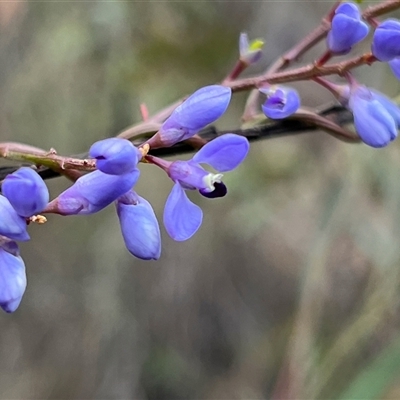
[149,85,231,148]
[116,191,161,260]
[0,245,26,313]
[0,196,29,241]
[327,2,369,54]
[89,138,141,175]
[2,167,49,217]
[372,19,400,61]
[48,169,140,215]
[239,33,264,65]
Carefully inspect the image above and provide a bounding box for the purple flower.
[0,243,26,313]
[2,167,49,218]
[47,169,140,215]
[372,19,400,61]
[348,85,399,147]
[116,191,161,260]
[163,134,249,241]
[327,2,369,54]
[260,86,300,119]
[89,138,142,175]
[389,57,400,80]
[148,85,231,148]
[239,33,264,65]
[0,195,29,241]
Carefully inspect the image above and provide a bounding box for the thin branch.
[0,104,356,182]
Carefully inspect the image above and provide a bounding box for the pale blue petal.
[163,183,203,241]
[192,134,249,172]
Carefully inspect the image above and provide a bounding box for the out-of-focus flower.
[47,169,140,215]
[116,191,161,260]
[348,85,399,147]
[260,86,300,119]
[147,85,231,148]
[89,138,142,175]
[389,57,400,80]
[239,32,264,65]
[327,2,369,54]
[372,19,400,61]
[160,134,249,241]
[0,196,29,241]
[2,167,49,218]
[0,243,26,313]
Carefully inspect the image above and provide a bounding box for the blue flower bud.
[116,191,161,260]
[2,167,49,217]
[349,86,398,147]
[0,196,29,241]
[89,138,141,175]
[239,33,264,65]
[370,89,400,128]
[372,19,400,61]
[152,85,231,147]
[389,57,400,80]
[0,245,26,313]
[327,2,369,54]
[48,169,140,215]
[260,86,300,119]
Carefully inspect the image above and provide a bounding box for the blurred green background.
[1,1,400,399]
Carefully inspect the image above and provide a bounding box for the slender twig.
[0,104,356,182]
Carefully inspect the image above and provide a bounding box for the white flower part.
[202,173,223,193]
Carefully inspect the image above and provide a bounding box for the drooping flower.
[239,32,264,65]
[0,195,29,241]
[89,138,142,175]
[0,242,26,313]
[389,57,400,80]
[372,19,400,61]
[147,85,231,148]
[260,86,300,119]
[348,85,399,147]
[46,169,140,215]
[116,191,161,260]
[157,134,249,241]
[2,167,49,218]
[327,2,369,54]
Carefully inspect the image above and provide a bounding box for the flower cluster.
[0,85,249,313]
[3,0,400,314]
[316,2,400,148]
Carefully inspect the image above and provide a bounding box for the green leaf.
[339,336,400,400]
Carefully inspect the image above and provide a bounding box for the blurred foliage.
[0,1,400,399]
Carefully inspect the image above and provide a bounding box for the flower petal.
[372,19,400,61]
[2,167,49,217]
[163,183,203,241]
[52,169,140,215]
[0,246,26,313]
[89,138,141,175]
[192,134,249,172]
[116,193,161,260]
[0,196,29,241]
[389,57,400,80]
